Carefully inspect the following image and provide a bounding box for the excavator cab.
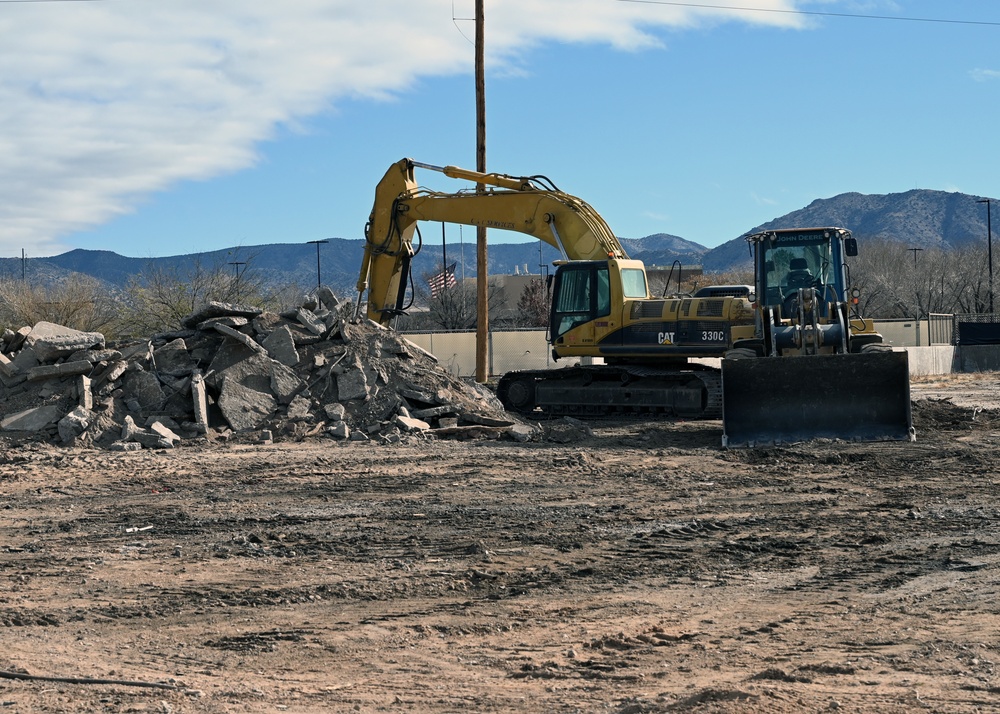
[721,227,914,447]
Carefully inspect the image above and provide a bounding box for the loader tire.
[724,348,758,360]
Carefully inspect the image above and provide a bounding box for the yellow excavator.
[355,158,754,419]
[355,159,914,445]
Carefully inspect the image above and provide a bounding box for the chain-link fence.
[953,312,1000,345]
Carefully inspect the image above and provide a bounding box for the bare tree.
[0,274,123,336]
[119,253,270,336]
[513,278,549,327]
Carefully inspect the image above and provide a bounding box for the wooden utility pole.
[475,0,488,383]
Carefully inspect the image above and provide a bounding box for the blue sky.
[3,0,999,260]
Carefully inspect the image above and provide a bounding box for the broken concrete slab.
[191,373,209,428]
[261,324,300,367]
[25,322,105,362]
[58,406,93,444]
[335,368,369,402]
[27,360,93,382]
[197,316,250,331]
[153,338,197,377]
[121,369,166,412]
[2,404,64,432]
[217,377,277,432]
[149,421,181,445]
[78,375,93,410]
[181,301,263,329]
[212,323,267,354]
[295,308,326,336]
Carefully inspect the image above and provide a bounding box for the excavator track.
[496,366,722,419]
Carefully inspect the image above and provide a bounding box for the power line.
[616,0,1000,27]
[0,0,116,3]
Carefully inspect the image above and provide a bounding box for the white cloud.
[751,192,780,206]
[971,68,1000,82]
[0,0,806,254]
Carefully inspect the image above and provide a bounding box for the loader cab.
[753,227,851,317]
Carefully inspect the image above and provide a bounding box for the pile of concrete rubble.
[0,288,539,449]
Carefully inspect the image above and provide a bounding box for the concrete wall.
[404,330,586,378]
[404,330,987,379]
[902,346,957,376]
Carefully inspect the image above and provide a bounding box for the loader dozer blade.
[721,351,914,448]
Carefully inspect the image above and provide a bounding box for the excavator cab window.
[621,268,648,299]
[550,263,611,338]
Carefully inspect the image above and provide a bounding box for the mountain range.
[6,188,993,294]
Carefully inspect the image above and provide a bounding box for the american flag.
[428,262,458,298]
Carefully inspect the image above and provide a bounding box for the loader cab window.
[759,235,837,308]
[551,263,611,338]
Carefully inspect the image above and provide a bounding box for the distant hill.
[703,189,989,272]
[3,235,710,295]
[6,188,993,292]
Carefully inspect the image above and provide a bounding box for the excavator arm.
[356,158,628,324]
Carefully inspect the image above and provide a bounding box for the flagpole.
[442,223,448,281]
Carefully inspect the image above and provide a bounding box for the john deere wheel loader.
[720,227,915,447]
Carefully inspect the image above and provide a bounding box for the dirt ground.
[3,373,1000,713]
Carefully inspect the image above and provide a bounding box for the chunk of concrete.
[327,421,350,439]
[58,406,93,444]
[27,360,93,382]
[335,368,369,401]
[153,338,197,376]
[323,402,346,421]
[197,316,249,331]
[121,369,166,411]
[2,404,64,431]
[212,323,267,354]
[261,325,300,367]
[317,286,341,311]
[25,322,105,362]
[149,421,181,445]
[181,301,263,329]
[191,372,209,428]
[295,308,326,336]
[286,394,312,421]
[395,415,431,432]
[205,337,260,387]
[77,374,93,410]
[217,377,277,431]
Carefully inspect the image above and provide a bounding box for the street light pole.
[306,239,329,290]
[978,199,993,313]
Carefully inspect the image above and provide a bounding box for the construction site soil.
[2,372,1000,713]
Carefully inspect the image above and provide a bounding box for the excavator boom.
[357,159,625,324]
